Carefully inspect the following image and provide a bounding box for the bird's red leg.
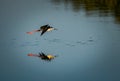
[27,53,39,57]
[26,30,40,35]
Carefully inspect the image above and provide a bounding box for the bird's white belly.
[47,28,53,31]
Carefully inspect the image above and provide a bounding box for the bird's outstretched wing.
[41,27,48,36]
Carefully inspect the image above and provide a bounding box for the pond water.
[0,0,120,81]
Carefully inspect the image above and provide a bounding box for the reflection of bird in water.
[28,52,57,61]
[27,24,57,36]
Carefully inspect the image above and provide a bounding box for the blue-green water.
[0,0,120,81]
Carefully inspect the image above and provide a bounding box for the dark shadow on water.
[43,38,62,44]
[51,0,120,24]
[65,43,76,47]
[43,37,95,47]
[45,38,62,43]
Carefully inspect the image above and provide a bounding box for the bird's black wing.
[41,27,48,36]
[41,52,45,55]
[40,24,48,29]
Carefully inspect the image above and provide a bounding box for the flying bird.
[28,52,57,61]
[27,24,57,36]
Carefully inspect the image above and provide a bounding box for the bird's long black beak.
[54,55,58,57]
[54,28,58,30]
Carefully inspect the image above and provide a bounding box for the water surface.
[0,0,120,81]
